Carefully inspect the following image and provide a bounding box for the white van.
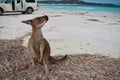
[0,0,38,15]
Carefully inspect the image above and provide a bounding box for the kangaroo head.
[22,15,48,29]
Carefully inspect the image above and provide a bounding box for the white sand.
[0,10,120,58]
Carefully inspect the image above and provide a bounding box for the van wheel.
[0,9,3,15]
[26,8,33,14]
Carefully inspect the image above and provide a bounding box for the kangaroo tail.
[49,55,67,64]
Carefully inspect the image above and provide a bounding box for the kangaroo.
[22,15,67,75]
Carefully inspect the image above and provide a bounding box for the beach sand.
[0,9,120,58]
[0,9,120,80]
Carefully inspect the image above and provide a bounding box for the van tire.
[26,7,33,14]
[0,9,3,15]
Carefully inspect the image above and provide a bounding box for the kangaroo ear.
[21,20,32,25]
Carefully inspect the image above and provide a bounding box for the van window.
[26,0,35,3]
[5,0,11,3]
[0,0,4,3]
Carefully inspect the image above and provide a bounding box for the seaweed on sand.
[0,39,120,80]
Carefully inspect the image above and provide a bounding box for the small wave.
[55,6,64,8]
[83,7,95,10]
[77,7,95,10]
[76,7,82,9]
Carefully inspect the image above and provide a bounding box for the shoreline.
[38,1,120,7]
[0,9,120,58]
[38,4,120,13]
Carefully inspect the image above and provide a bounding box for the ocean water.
[39,4,120,13]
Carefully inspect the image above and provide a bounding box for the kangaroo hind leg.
[43,55,49,76]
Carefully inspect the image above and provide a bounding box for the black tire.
[22,11,26,14]
[0,9,3,15]
[26,8,33,14]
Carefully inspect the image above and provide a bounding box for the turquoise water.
[39,4,120,13]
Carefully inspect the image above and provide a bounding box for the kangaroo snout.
[37,15,48,23]
[43,15,49,21]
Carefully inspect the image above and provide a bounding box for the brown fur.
[22,15,67,75]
